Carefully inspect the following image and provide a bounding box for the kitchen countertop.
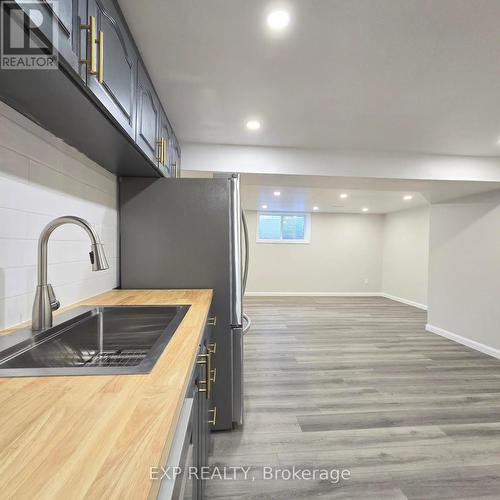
[0,289,212,500]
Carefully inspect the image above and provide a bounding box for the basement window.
[257,213,311,243]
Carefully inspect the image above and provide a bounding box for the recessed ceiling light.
[273,191,281,196]
[340,193,348,199]
[313,206,319,211]
[246,119,261,131]
[403,195,413,201]
[261,204,268,209]
[266,8,290,30]
[362,207,369,212]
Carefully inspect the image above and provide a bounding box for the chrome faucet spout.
[32,216,109,331]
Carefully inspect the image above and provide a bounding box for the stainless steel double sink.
[0,305,189,377]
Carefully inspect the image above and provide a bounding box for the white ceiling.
[181,171,500,213]
[242,184,429,214]
[120,0,500,156]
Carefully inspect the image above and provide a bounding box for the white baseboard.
[380,293,427,311]
[426,323,500,360]
[244,291,381,297]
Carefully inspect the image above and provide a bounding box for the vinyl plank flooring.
[298,406,500,431]
[206,479,405,500]
[207,297,500,499]
[387,465,500,500]
[211,426,452,457]
[276,439,500,473]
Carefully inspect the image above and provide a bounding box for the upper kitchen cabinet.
[136,63,160,165]
[158,109,172,177]
[170,136,181,178]
[85,0,137,138]
[10,0,84,75]
[0,0,179,177]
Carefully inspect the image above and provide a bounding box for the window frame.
[256,212,311,244]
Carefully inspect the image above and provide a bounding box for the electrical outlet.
[364,278,369,285]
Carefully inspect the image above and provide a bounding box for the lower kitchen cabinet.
[197,319,217,499]
[158,316,217,500]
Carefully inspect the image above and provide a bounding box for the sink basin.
[0,305,189,377]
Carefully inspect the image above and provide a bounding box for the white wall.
[245,211,384,294]
[183,143,500,182]
[427,189,500,352]
[382,206,430,308]
[0,102,119,330]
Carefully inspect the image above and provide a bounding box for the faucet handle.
[47,284,60,311]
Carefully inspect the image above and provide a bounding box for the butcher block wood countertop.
[0,289,212,500]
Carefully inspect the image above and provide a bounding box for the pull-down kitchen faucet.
[32,216,109,331]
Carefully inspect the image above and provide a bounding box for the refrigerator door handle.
[241,209,251,334]
[230,175,243,327]
[242,210,249,295]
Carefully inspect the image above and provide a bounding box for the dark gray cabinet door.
[136,63,160,164]
[12,0,82,74]
[158,109,172,176]
[198,372,207,500]
[197,330,213,500]
[52,0,80,71]
[190,362,201,500]
[169,136,181,178]
[86,0,136,138]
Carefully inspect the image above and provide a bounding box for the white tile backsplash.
[0,102,119,330]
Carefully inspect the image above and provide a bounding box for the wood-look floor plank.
[207,297,500,499]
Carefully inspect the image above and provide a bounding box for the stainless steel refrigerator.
[119,175,248,430]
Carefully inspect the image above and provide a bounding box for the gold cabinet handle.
[157,138,167,165]
[162,137,167,165]
[206,349,212,400]
[157,138,163,163]
[198,379,207,393]
[198,346,215,399]
[98,30,104,83]
[198,350,211,399]
[207,317,217,327]
[80,16,97,74]
[197,353,208,365]
[208,407,217,426]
